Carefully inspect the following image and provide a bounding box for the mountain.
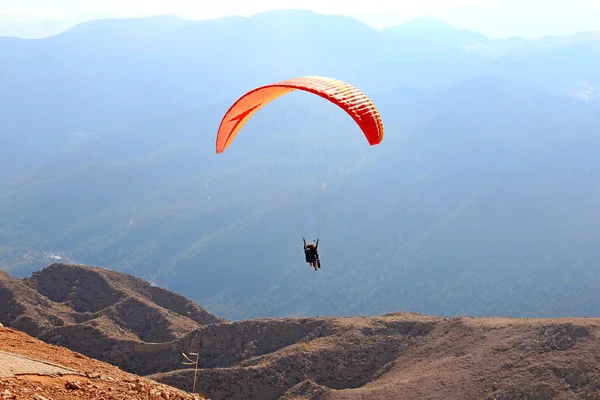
[3,73,600,320]
[151,315,600,400]
[0,10,481,179]
[2,10,597,179]
[3,9,600,321]
[383,17,489,48]
[62,15,198,35]
[2,265,600,400]
[479,34,600,98]
[0,18,77,39]
[0,263,224,361]
[0,325,205,400]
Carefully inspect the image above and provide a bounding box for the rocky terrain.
[3,264,600,400]
[0,326,204,400]
[0,263,224,365]
[147,314,600,400]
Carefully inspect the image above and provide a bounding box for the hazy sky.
[1,0,599,38]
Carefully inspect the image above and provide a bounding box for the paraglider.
[303,237,320,271]
[215,76,384,153]
[215,76,385,270]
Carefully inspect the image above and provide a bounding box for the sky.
[1,0,600,39]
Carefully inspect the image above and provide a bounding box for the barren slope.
[0,326,204,400]
[0,264,224,365]
[146,314,600,400]
[4,265,600,400]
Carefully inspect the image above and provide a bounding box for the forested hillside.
[2,10,600,320]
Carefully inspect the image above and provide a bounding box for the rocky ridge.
[3,264,600,400]
[0,263,224,365]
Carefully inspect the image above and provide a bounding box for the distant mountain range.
[2,10,600,321]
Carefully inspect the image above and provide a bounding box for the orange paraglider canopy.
[215,76,384,154]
